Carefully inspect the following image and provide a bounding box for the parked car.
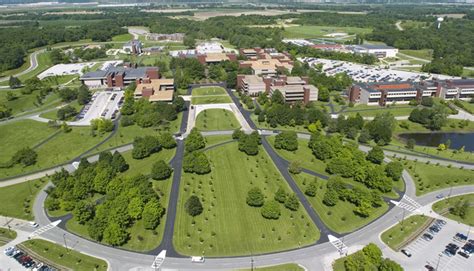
[191,256,205,263]
[436,193,444,199]
[436,219,447,226]
[422,233,433,241]
[454,233,468,242]
[458,251,470,258]
[29,221,39,228]
[425,264,435,271]
[3,246,14,256]
[401,249,412,257]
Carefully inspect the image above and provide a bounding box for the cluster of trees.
[132,132,176,160]
[170,58,205,89]
[183,128,211,174]
[233,129,261,156]
[90,118,114,134]
[343,243,403,271]
[327,113,365,140]
[0,147,38,169]
[57,105,77,121]
[274,131,298,151]
[409,105,448,130]
[449,200,470,220]
[57,85,91,105]
[359,113,397,145]
[45,151,166,246]
[120,83,186,128]
[246,186,300,220]
[50,47,108,64]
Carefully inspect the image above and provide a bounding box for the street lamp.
[63,233,69,253]
[435,254,442,271]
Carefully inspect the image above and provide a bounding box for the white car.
[29,222,39,228]
[3,246,14,256]
[191,256,205,263]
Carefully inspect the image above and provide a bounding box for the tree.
[367,146,384,164]
[57,87,78,102]
[261,200,281,219]
[142,198,164,229]
[102,222,129,246]
[367,113,395,144]
[57,105,77,120]
[379,258,403,271]
[318,87,330,102]
[185,195,203,217]
[271,89,285,105]
[73,201,94,224]
[284,193,300,211]
[406,139,416,150]
[274,187,287,203]
[421,97,434,107]
[385,161,403,181]
[238,133,259,156]
[127,197,144,220]
[159,132,177,149]
[305,178,318,197]
[132,136,161,159]
[185,128,205,152]
[274,131,298,151]
[323,189,339,206]
[246,187,265,207]
[183,35,196,49]
[438,143,446,151]
[12,147,37,166]
[8,76,21,89]
[77,85,92,105]
[288,160,302,174]
[358,128,371,144]
[111,151,129,173]
[151,160,173,180]
[232,128,245,140]
[362,243,383,266]
[182,151,211,174]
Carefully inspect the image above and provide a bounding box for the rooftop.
[355,44,396,50]
[242,75,264,84]
[135,79,175,102]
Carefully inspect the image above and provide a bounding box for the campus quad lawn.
[0,228,17,246]
[0,120,57,163]
[174,142,320,256]
[191,96,232,104]
[381,215,432,251]
[432,194,474,226]
[403,160,474,196]
[0,127,111,179]
[292,173,389,234]
[204,134,234,147]
[266,136,327,175]
[283,25,372,39]
[195,109,241,131]
[192,86,227,96]
[20,239,107,271]
[0,178,47,220]
[240,263,303,271]
[341,105,415,118]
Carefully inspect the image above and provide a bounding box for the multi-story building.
[196,52,238,65]
[239,48,294,76]
[80,65,159,88]
[123,40,142,55]
[134,78,175,102]
[349,79,474,106]
[237,74,318,104]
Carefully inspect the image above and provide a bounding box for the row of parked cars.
[77,92,99,119]
[401,219,447,258]
[4,246,56,271]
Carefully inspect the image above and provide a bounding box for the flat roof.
[135,79,175,102]
[355,44,396,50]
[242,75,264,84]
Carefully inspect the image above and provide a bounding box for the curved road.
[0,49,44,83]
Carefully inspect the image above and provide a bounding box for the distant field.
[400,49,433,60]
[341,104,416,118]
[284,25,372,39]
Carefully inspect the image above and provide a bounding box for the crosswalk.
[328,235,348,254]
[402,195,422,209]
[391,195,423,213]
[29,220,61,238]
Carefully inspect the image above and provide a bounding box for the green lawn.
[191,96,232,104]
[174,142,320,256]
[0,178,47,220]
[0,227,17,246]
[20,239,107,271]
[399,49,433,60]
[192,86,227,96]
[293,173,389,234]
[381,215,432,251]
[432,194,474,226]
[240,263,304,271]
[205,134,234,147]
[251,114,309,133]
[0,90,62,116]
[195,109,241,131]
[456,100,474,113]
[266,136,327,175]
[121,148,176,178]
[39,100,83,120]
[403,160,474,196]
[284,25,372,39]
[112,33,133,42]
[342,105,416,118]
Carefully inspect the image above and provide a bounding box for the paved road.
[0,49,44,83]
[395,21,404,31]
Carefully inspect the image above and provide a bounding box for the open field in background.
[192,86,227,96]
[292,173,389,234]
[20,239,108,271]
[283,25,372,39]
[399,49,433,60]
[341,104,416,118]
[432,194,474,226]
[174,142,320,256]
[195,109,241,131]
[112,33,133,42]
[403,160,474,196]
[0,178,47,220]
[381,214,432,251]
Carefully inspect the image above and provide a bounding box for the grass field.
[456,100,474,113]
[381,215,432,251]
[403,160,474,196]
[205,134,233,147]
[266,136,327,175]
[191,96,232,104]
[0,228,17,246]
[112,33,133,42]
[195,109,241,131]
[284,25,372,39]
[432,194,474,226]
[20,239,107,271]
[0,90,62,116]
[292,173,389,234]
[399,49,433,60]
[0,178,47,220]
[174,142,320,256]
[240,263,304,271]
[192,86,227,96]
[39,100,83,120]
[121,148,176,178]
[341,104,416,118]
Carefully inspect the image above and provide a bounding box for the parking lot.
[301,57,458,83]
[394,218,473,271]
[71,90,124,126]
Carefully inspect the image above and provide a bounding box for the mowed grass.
[0,120,57,163]
[174,142,320,256]
[403,160,474,196]
[283,25,372,39]
[0,90,62,116]
[0,178,47,220]
[400,49,433,60]
[20,239,107,271]
[266,136,327,175]
[192,86,227,96]
[0,227,17,246]
[432,194,474,226]
[39,100,83,120]
[112,33,133,42]
[381,214,432,251]
[293,173,389,234]
[191,96,232,104]
[341,105,415,118]
[240,263,304,271]
[195,109,241,131]
[0,127,111,179]
[121,148,176,178]
[205,134,234,147]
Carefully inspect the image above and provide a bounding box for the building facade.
[350,44,398,58]
[80,65,159,88]
[123,40,142,55]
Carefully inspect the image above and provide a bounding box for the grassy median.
[432,194,474,226]
[0,178,47,220]
[381,214,432,251]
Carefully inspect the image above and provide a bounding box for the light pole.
[63,233,69,253]
[435,254,442,271]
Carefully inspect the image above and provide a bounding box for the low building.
[80,65,159,88]
[142,46,165,54]
[421,79,474,100]
[134,78,175,102]
[197,52,237,65]
[311,44,349,53]
[145,33,185,42]
[350,44,398,58]
[236,75,267,96]
[123,40,142,55]
[196,42,226,54]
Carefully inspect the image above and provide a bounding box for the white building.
[351,44,399,58]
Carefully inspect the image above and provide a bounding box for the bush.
[261,201,281,219]
[12,147,37,166]
[185,195,203,217]
[274,131,298,151]
[183,152,211,174]
[246,187,264,207]
[284,193,300,211]
[151,160,173,180]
